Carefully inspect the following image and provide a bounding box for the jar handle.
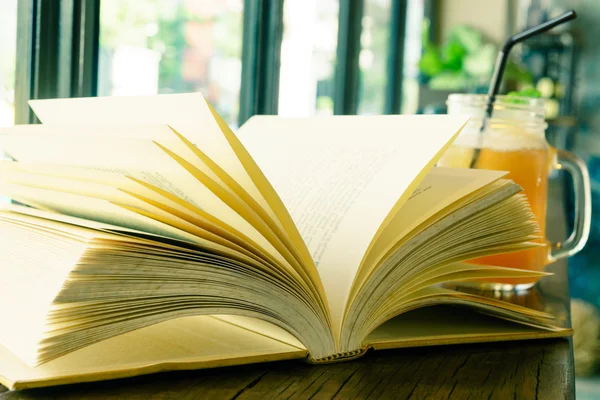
[548,149,592,261]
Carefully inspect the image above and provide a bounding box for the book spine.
[305,347,370,364]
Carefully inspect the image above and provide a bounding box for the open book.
[0,93,570,390]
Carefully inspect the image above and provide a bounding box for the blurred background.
[0,0,599,395]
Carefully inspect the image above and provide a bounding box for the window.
[98,0,244,125]
[358,0,391,115]
[0,0,17,128]
[402,0,424,114]
[0,0,16,203]
[278,0,339,117]
[15,0,414,124]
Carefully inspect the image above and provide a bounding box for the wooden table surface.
[0,337,574,400]
[0,181,575,399]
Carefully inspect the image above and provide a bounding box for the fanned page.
[1,98,337,362]
[0,135,301,271]
[365,267,572,351]
[366,306,569,352]
[236,115,469,336]
[347,167,508,308]
[0,130,292,259]
[28,95,326,312]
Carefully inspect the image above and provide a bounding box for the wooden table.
[0,338,575,399]
[0,338,574,400]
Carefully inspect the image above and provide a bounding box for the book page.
[0,183,206,244]
[238,115,469,336]
[0,133,294,270]
[212,315,305,349]
[27,94,268,212]
[0,123,233,189]
[26,95,297,248]
[0,165,291,271]
[0,221,88,366]
[0,132,216,209]
[25,96,324,309]
[347,167,508,307]
[373,264,549,326]
[1,203,202,241]
[0,205,193,249]
[0,316,307,390]
[366,306,569,351]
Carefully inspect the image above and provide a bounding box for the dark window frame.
[384,0,408,114]
[335,0,408,115]
[15,0,99,124]
[334,0,363,115]
[239,0,284,125]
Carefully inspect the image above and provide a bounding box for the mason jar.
[438,94,591,290]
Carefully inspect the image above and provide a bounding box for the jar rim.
[459,119,548,132]
[447,93,546,113]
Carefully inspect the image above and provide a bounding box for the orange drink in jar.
[438,94,591,290]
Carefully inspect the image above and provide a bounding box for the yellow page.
[0,124,232,190]
[0,203,202,242]
[348,167,508,307]
[27,94,260,204]
[0,133,290,267]
[0,131,234,215]
[0,123,291,259]
[0,205,188,251]
[0,220,89,366]
[0,183,206,244]
[0,164,289,270]
[0,132,215,210]
[15,103,321,306]
[1,205,287,276]
[237,115,469,337]
[27,94,294,247]
[366,306,569,352]
[3,184,281,274]
[0,124,293,252]
[1,161,263,250]
[373,264,548,326]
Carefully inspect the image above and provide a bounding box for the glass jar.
[438,94,591,290]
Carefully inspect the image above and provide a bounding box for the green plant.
[503,88,542,104]
[418,21,533,91]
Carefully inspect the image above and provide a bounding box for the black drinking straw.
[469,10,577,168]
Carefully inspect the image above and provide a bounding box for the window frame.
[333,0,363,115]
[384,0,408,114]
[239,0,284,125]
[15,0,99,124]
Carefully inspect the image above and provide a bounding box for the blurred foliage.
[504,87,542,103]
[507,87,542,98]
[100,0,242,94]
[99,0,243,123]
[503,60,534,88]
[419,20,533,92]
[316,96,334,111]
